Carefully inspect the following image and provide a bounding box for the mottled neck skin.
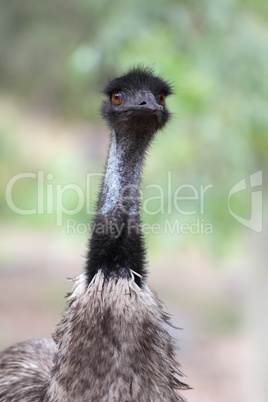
[86,122,156,286]
[99,130,144,216]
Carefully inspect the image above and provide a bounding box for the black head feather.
[103,66,173,97]
[101,66,173,133]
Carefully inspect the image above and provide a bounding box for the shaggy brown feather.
[44,272,188,402]
[0,339,56,401]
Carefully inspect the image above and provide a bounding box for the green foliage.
[0,0,267,253]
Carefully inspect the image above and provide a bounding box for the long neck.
[86,129,152,286]
[99,130,145,216]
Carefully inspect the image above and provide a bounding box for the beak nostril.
[139,101,146,105]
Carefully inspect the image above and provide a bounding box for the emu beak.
[118,90,162,118]
[131,90,162,114]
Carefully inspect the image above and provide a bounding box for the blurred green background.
[0,1,267,401]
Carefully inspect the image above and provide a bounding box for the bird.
[0,66,189,401]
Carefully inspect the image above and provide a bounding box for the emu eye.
[158,92,166,105]
[111,91,124,105]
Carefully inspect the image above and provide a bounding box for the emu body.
[0,67,188,401]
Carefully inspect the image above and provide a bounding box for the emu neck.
[100,130,145,215]
[86,128,152,285]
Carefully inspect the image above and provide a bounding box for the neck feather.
[86,129,152,285]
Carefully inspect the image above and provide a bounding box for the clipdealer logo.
[228,170,262,232]
[5,170,263,233]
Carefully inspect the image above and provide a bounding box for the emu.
[0,67,189,401]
